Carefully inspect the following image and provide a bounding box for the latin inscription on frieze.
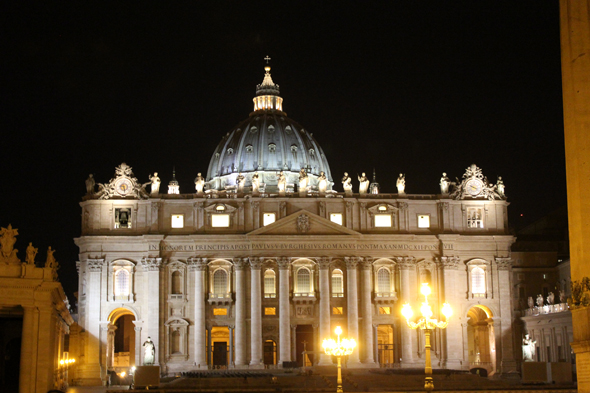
[150,243,452,251]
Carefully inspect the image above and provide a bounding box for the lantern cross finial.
[264,55,271,64]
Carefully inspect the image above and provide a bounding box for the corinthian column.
[398,257,416,367]
[361,257,375,364]
[250,257,263,367]
[278,257,292,365]
[234,258,248,367]
[345,257,361,366]
[318,257,333,365]
[189,258,208,367]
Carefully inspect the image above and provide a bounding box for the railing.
[524,302,568,316]
[209,293,232,299]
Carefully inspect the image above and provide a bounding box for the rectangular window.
[379,307,391,315]
[213,308,227,316]
[374,214,392,227]
[263,213,276,226]
[114,208,132,229]
[467,207,483,228]
[264,307,276,316]
[333,307,343,315]
[330,213,343,225]
[211,214,230,227]
[417,214,430,228]
[171,214,184,228]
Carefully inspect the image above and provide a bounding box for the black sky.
[0,2,565,300]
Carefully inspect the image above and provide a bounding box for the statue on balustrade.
[536,294,544,307]
[527,296,534,309]
[358,172,369,195]
[396,173,406,195]
[85,174,96,195]
[299,168,309,194]
[26,242,38,265]
[194,173,205,195]
[0,224,20,264]
[277,171,286,195]
[342,172,353,195]
[148,172,161,195]
[440,173,450,195]
[252,172,260,195]
[236,173,246,193]
[496,176,505,197]
[547,292,555,305]
[318,171,327,194]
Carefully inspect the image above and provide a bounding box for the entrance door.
[213,342,228,367]
[377,324,395,366]
[264,340,277,365]
[0,316,23,392]
[295,325,314,367]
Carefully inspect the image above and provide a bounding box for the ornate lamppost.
[401,283,452,392]
[322,326,356,393]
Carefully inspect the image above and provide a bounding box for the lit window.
[418,214,430,228]
[333,307,343,315]
[467,207,483,228]
[296,268,311,293]
[264,270,276,298]
[331,269,344,297]
[378,205,387,211]
[171,214,184,228]
[171,271,182,294]
[375,214,392,227]
[377,268,392,293]
[263,213,276,226]
[265,307,276,316]
[114,208,132,229]
[213,308,227,316]
[471,267,485,295]
[115,269,129,296]
[211,214,230,227]
[216,205,226,211]
[379,307,391,315]
[213,270,228,294]
[330,213,343,225]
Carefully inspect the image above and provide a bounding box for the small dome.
[206,63,332,191]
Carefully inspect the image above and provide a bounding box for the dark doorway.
[0,315,23,393]
[295,325,314,367]
[213,342,227,367]
[263,340,277,365]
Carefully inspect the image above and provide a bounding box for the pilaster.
[317,257,333,365]
[344,257,361,366]
[278,257,292,364]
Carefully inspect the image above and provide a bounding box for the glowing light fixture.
[322,326,356,393]
[401,283,452,392]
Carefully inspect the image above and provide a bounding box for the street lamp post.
[401,283,452,392]
[322,326,356,393]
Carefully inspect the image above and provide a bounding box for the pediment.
[248,210,361,236]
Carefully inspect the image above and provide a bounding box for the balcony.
[208,292,233,306]
[524,303,568,316]
[292,292,317,304]
[374,292,398,304]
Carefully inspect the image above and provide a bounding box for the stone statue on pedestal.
[342,172,353,195]
[298,168,309,195]
[527,296,534,309]
[236,173,246,193]
[26,242,38,265]
[277,171,286,195]
[496,176,505,197]
[358,173,369,195]
[536,294,544,307]
[252,172,260,195]
[440,173,450,195]
[85,174,95,195]
[318,171,327,194]
[45,246,57,269]
[148,172,161,195]
[143,336,155,366]
[396,173,406,195]
[547,292,555,305]
[0,224,20,264]
[559,290,566,303]
[194,173,205,195]
[522,334,536,362]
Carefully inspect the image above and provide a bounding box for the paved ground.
[65,368,577,393]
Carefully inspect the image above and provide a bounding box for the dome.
[206,64,333,192]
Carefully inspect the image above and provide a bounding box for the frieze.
[150,242,452,252]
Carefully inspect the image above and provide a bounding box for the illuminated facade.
[74,65,517,383]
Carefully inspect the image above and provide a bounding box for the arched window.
[264,270,276,298]
[377,268,391,294]
[171,271,182,294]
[471,267,486,295]
[332,269,344,297]
[171,330,181,354]
[213,269,228,294]
[296,268,311,294]
[115,269,129,296]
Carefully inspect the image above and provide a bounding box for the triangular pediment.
[248,210,361,236]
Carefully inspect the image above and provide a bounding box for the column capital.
[318,257,331,269]
[278,257,290,269]
[233,258,249,270]
[397,256,414,270]
[495,257,513,270]
[188,258,208,271]
[141,257,163,271]
[249,257,263,270]
[345,257,360,269]
[87,259,104,272]
[361,257,374,270]
[437,256,460,270]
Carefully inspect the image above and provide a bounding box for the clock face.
[115,178,133,196]
[465,179,483,196]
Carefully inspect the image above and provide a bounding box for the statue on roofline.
[26,242,38,265]
[0,224,20,264]
[358,172,369,195]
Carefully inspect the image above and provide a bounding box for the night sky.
[1,2,565,300]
